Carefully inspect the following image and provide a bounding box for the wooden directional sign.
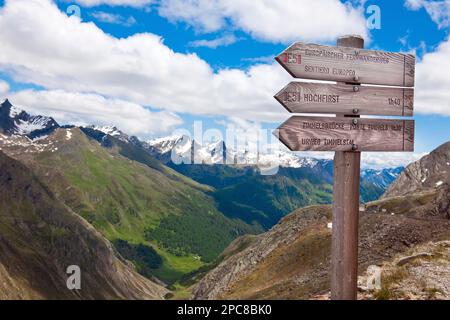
[274,82,414,116]
[272,36,417,301]
[275,116,414,152]
[275,43,415,87]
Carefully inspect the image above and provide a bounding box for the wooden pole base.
[331,151,360,300]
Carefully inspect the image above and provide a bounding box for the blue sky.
[0,0,449,168]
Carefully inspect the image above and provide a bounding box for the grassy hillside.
[8,128,256,284]
[0,151,166,299]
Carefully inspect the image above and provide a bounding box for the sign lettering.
[276,43,415,87]
[275,116,414,152]
[274,82,414,116]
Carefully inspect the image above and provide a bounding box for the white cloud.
[0,0,448,144]
[9,89,182,136]
[91,11,136,26]
[405,0,450,29]
[158,0,368,43]
[0,0,290,124]
[0,80,9,95]
[158,0,226,33]
[189,34,241,49]
[414,39,450,116]
[405,0,425,10]
[69,0,154,7]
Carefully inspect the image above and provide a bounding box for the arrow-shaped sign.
[275,43,415,87]
[274,82,414,116]
[275,116,414,152]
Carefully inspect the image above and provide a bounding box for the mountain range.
[144,132,403,205]
[0,98,411,297]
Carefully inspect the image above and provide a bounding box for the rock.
[436,240,450,247]
[397,253,433,266]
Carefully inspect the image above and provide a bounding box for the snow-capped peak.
[147,135,324,168]
[85,125,130,143]
[1,99,59,139]
[147,135,191,154]
[89,125,122,137]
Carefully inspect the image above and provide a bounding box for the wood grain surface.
[275,116,415,152]
[331,151,360,300]
[275,43,415,87]
[274,82,414,116]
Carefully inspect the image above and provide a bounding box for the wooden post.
[331,35,363,300]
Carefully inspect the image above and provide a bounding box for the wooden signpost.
[276,116,414,152]
[273,35,416,300]
[275,42,415,87]
[275,82,414,116]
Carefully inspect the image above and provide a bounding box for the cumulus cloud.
[9,89,182,136]
[189,34,242,49]
[68,0,154,7]
[0,0,448,143]
[91,11,137,26]
[158,0,368,43]
[0,0,290,124]
[405,0,450,29]
[414,39,450,116]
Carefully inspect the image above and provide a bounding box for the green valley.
[4,128,257,284]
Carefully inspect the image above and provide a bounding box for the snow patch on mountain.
[148,135,188,154]
[90,125,121,137]
[85,125,130,143]
[9,105,23,118]
[14,117,54,135]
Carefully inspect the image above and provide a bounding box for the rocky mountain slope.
[193,185,450,300]
[383,142,450,198]
[0,151,167,300]
[357,240,450,300]
[193,143,450,300]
